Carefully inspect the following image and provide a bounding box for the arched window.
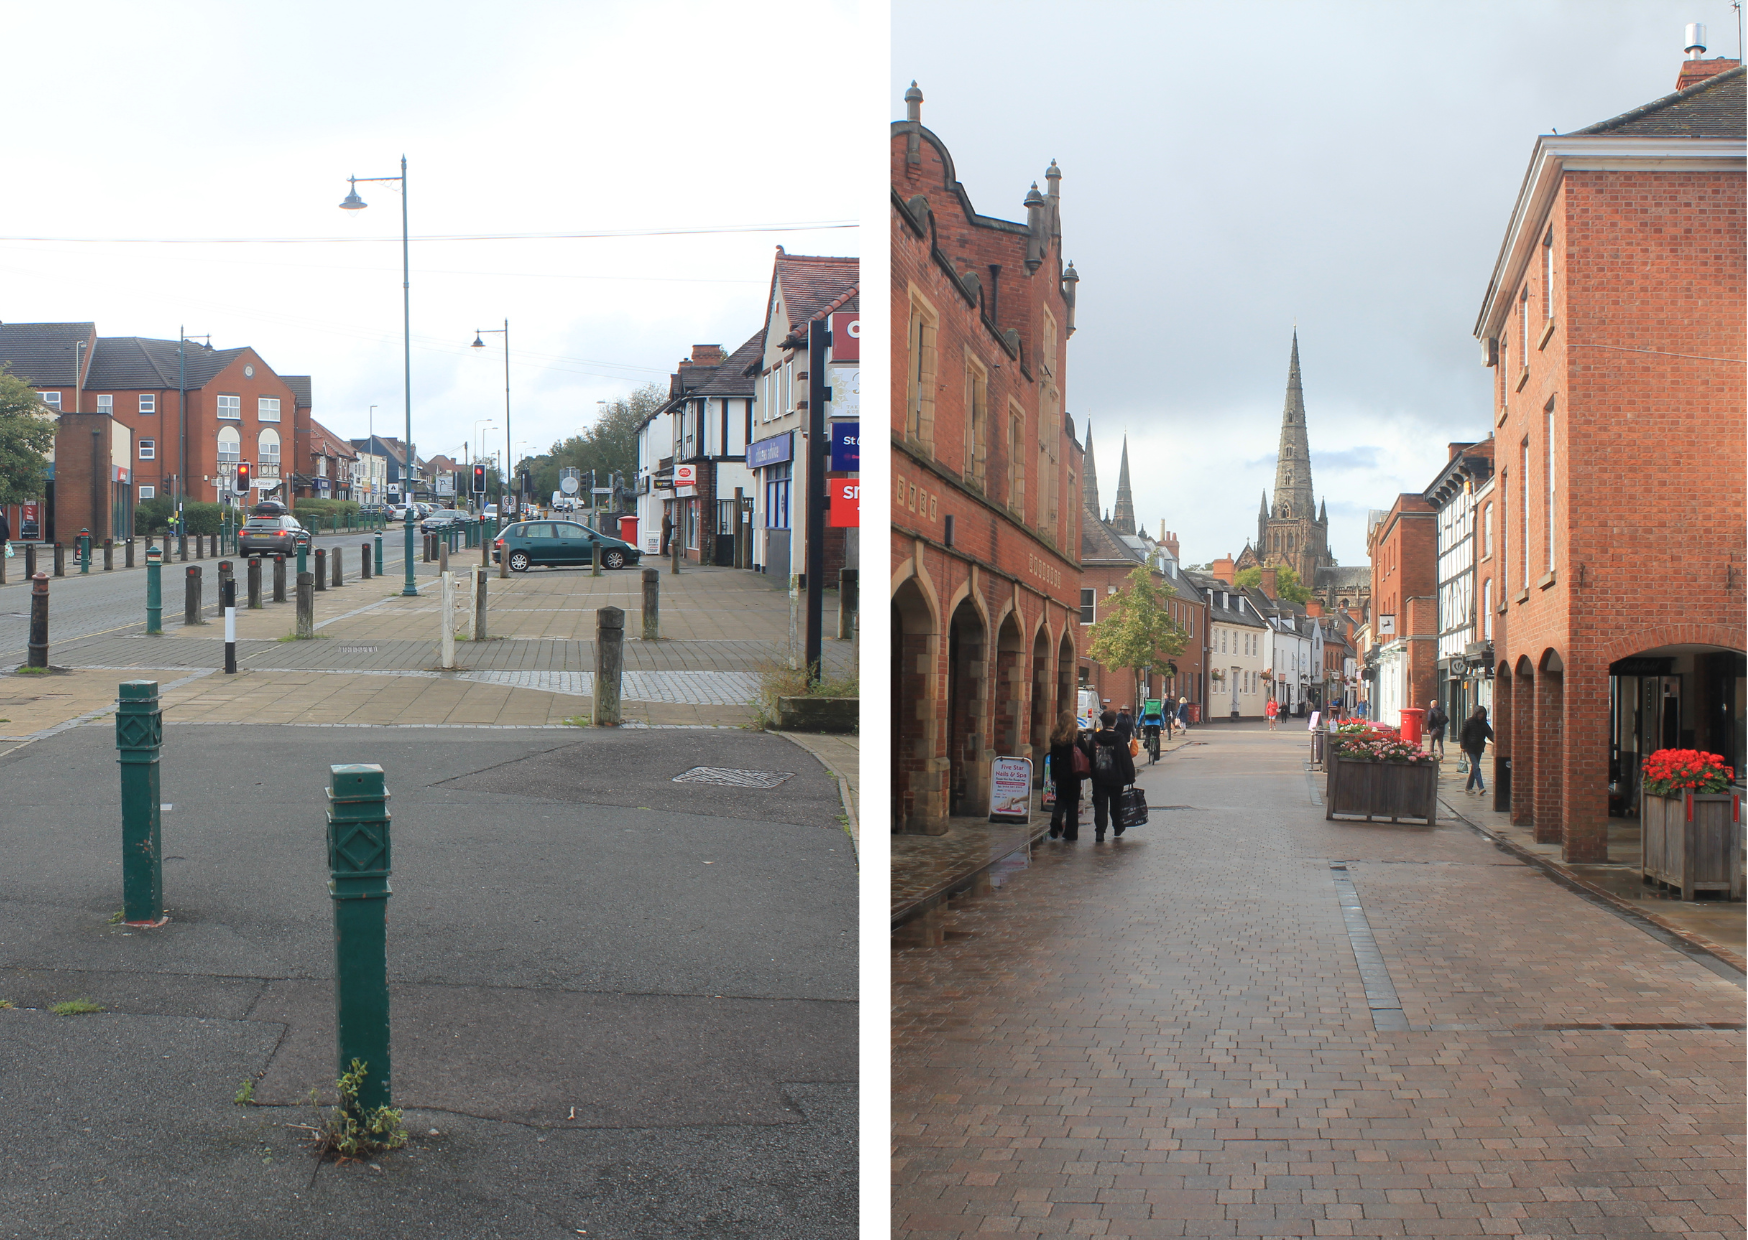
[258,428,282,477]
[217,426,241,466]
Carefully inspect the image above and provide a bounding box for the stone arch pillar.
[1511,656,1536,828]
[1534,649,1565,846]
[892,577,943,835]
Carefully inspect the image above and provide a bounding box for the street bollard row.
[315,548,328,592]
[593,606,623,726]
[273,554,287,604]
[109,692,398,1110]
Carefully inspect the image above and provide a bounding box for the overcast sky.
[892,0,1740,567]
[2,0,857,471]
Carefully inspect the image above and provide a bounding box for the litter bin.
[1399,707,1425,746]
[1495,754,1511,814]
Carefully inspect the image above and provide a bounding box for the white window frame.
[1079,587,1095,625]
[259,428,282,477]
[138,393,155,414]
[41,391,60,409]
[96,393,113,413]
[138,439,155,460]
[258,396,281,423]
[217,426,242,467]
[1545,403,1556,573]
[138,485,156,500]
[1543,227,1554,322]
[217,395,241,421]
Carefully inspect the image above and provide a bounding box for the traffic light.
[472,463,486,494]
[235,462,252,494]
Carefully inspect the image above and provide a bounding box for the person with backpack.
[1088,708,1137,842]
[1459,705,1493,796]
[1047,711,1089,841]
[1424,698,1449,760]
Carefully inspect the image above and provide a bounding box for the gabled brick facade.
[892,84,1085,833]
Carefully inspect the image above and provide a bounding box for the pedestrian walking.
[1177,695,1189,729]
[1460,705,1493,796]
[1264,697,1279,731]
[1087,709,1137,843]
[659,511,673,556]
[1047,711,1088,841]
[1114,704,1134,742]
[1425,698,1449,759]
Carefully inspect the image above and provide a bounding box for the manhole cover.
[672,767,794,789]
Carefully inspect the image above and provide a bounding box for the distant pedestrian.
[659,512,673,556]
[1047,711,1088,841]
[1114,704,1134,742]
[1264,697,1279,730]
[0,507,10,547]
[1425,699,1449,759]
[1177,696,1189,729]
[1088,709,1137,843]
[1460,705,1493,796]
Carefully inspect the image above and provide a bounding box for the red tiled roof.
[308,418,359,460]
[773,250,859,336]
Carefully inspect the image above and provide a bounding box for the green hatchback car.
[493,520,641,571]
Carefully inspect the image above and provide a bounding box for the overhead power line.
[0,221,858,245]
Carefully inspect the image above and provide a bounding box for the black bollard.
[331,546,343,588]
[314,548,327,591]
[248,556,263,609]
[24,544,36,579]
[273,554,287,603]
[361,542,372,580]
[103,539,114,571]
[184,565,203,626]
[53,543,65,577]
[125,538,135,569]
[27,572,48,668]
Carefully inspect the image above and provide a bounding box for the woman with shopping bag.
[1047,711,1089,841]
[1087,709,1137,842]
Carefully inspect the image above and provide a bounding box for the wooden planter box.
[1641,791,1743,901]
[1325,754,1438,825]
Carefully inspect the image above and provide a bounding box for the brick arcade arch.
[892,575,940,834]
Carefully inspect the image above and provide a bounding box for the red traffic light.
[472,463,487,493]
[235,462,252,494]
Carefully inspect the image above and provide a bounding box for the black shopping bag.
[1115,785,1148,829]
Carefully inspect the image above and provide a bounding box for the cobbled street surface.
[892,722,1744,1240]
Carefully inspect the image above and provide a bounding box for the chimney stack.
[1306,599,1324,617]
[1161,527,1180,560]
[1211,555,1234,585]
[1259,566,1279,598]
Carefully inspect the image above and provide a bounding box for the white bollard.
[439,570,456,669]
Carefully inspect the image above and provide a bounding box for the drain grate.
[672,766,794,789]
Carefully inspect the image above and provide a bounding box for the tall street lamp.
[341,159,418,597]
[176,328,212,554]
[470,320,510,521]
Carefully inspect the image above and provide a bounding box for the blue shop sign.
[829,421,858,472]
[747,431,793,469]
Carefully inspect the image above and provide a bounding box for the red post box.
[1398,707,1425,746]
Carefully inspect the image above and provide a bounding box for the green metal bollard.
[373,532,384,578]
[326,763,393,1113]
[116,681,166,926]
[78,529,92,574]
[145,545,163,634]
[297,540,308,580]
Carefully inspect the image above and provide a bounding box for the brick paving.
[892,723,1745,1239]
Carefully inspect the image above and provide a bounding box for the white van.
[1076,687,1099,731]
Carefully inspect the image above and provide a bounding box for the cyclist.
[1139,699,1165,763]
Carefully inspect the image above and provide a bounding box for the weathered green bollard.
[145,545,163,634]
[117,681,166,926]
[78,529,92,574]
[327,763,393,1113]
[373,532,383,578]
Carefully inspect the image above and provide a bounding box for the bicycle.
[1145,727,1161,764]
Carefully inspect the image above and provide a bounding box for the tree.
[1233,561,1315,605]
[0,366,56,508]
[522,383,666,503]
[1086,564,1190,712]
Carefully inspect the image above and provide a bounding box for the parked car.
[237,514,311,557]
[493,520,640,571]
[420,510,464,533]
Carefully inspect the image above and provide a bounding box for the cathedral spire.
[1270,330,1314,520]
[1112,435,1136,535]
[1082,420,1100,516]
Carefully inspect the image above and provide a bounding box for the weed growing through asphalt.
[0,999,14,1009]
[235,1079,256,1105]
[50,999,104,1015]
[292,1059,407,1165]
[13,666,51,676]
[106,910,124,925]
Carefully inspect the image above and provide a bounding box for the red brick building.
[1366,493,1439,728]
[892,83,1085,832]
[1473,58,1744,862]
[0,322,312,536]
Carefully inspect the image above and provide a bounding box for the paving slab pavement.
[893,721,1744,1240]
[0,721,857,1237]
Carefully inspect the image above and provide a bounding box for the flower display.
[1641,749,1737,798]
[1329,722,1434,765]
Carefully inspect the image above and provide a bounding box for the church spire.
[1112,435,1136,535]
[1270,330,1314,521]
[1082,420,1100,516]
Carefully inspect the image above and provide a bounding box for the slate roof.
[1573,64,1745,138]
[86,338,245,390]
[309,419,358,461]
[1183,570,1268,628]
[425,454,459,472]
[0,322,95,385]
[283,376,311,409]
[694,333,763,398]
[1080,505,1143,564]
[1315,565,1371,592]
